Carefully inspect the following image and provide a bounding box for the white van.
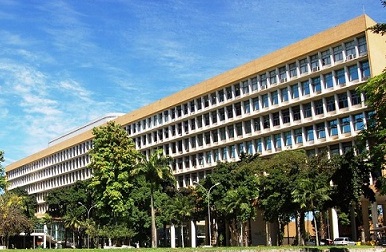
[333,237,356,245]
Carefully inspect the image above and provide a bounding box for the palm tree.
[63,213,82,248]
[168,192,196,248]
[292,178,331,246]
[132,149,175,248]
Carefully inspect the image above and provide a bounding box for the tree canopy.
[0,192,34,248]
[88,121,139,218]
[132,148,175,248]
[0,151,6,192]
[357,71,386,191]
[368,1,386,35]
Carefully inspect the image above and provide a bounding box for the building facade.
[5,15,386,244]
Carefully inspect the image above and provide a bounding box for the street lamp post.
[193,181,220,246]
[78,202,96,249]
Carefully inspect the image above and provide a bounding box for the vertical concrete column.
[190,221,196,248]
[43,224,47,249]
[55,224,59,249]
[330,208,339,239]
[170,224,176,248]
[361,200,370,241]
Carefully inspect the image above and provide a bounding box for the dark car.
[378,237,386,246]
[320,238,333,245]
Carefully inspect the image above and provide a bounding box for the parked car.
[378,237,386,246]
[333,237,356,245]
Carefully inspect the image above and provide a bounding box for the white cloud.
[0,30,29,47]
[58,80,93,102]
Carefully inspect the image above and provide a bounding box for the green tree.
[202,162,236,246]
[205,154,259,246]
[45,179,92,248]
[0,192,34,248]
[163,187,196,248]
[9,187,37,219]
[222,156,259,247]
[46,180,91,217]
[368,1,386,35]
[63,210,82,248]
[329,151,374,241]
[292,154,334,246]
[358,0,386,193]
[258,150,307,246]
[0,151,7,192]
[98,223,137,247]
[357,72,386,192]
[331,150,374,210]
[88,121,139,220]
[131,148,175,248]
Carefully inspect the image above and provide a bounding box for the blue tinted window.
[291,84,299,98]
[353,113,364,131]
[340,116,351,133]
[271,91,279,105]
[328,120,338,136]
[348,65,359,81]
[262,94,269,108]
[336,69,346,85]
[294,128,303,143]
[312,77,321,92]
[264,136,272,150]
[324,73,333,88]
[281,87,288,102]
[306,126,314,141]
[302,81,310,95]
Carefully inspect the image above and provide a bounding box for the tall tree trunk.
[239,222,243,246]
[300,211,306,246]
[181,224,185,248]
[295,213,300,245]
[350,202,357,241]
[266,221,271,246]
[312,210,319,246]
[229,220,237,246]
[243,221,249,247]
[150,192,157,248]
[278,220,285,246]
[319,211,325,239]
[73,230,75,248]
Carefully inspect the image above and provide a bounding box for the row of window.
[8,141,92,180]
[21,168,91,195]
[131,89,363,150]
[9,155,91,190]
[128,62,368,137]
[149,111,367,163]
[126,37,368,136]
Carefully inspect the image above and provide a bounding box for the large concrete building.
[5,15,386,244]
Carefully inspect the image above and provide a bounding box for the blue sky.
[1,0,385,166]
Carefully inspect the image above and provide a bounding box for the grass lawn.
[0,246,375,252]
